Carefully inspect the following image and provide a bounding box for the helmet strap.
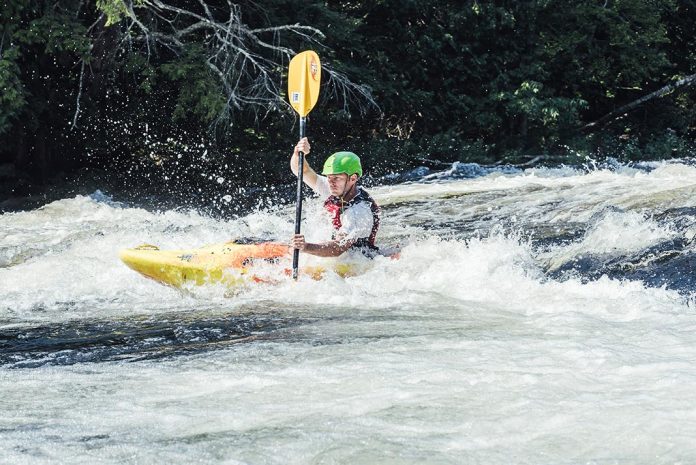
[340,175,358,201]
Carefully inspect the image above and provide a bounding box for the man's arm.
[290,137,319,191]
[290,234,354,257]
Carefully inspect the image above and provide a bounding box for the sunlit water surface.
[2,159,696,463]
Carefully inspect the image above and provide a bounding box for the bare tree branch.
[324,67,378,116]
[105,0,376,124]
[71,59,86,130]
[583,73,696,131]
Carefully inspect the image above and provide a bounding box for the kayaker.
[289,137,381,257]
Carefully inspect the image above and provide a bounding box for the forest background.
[1,0,694,211]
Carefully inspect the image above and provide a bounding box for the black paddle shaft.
[292,117,307,279]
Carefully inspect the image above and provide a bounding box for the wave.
[1,158,694,330]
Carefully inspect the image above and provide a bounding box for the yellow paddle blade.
[288,50,321,117]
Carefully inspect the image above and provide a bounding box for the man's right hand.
[294,137,311,156]
[290,137,318,189]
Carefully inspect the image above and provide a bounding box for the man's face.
[327,173,356,196]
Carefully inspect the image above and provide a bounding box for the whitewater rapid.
[1,159,695,463]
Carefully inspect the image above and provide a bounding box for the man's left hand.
[289,234,306,251]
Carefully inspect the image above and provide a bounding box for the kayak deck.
[119,240,382,288]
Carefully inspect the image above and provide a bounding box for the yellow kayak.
[119,240,380,288]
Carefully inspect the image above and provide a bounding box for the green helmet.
[322,151,363,177]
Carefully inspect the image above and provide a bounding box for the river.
[1,158,696,463]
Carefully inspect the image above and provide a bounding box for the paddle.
[288,50,321,279]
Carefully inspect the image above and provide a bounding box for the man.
[289,137,380,257]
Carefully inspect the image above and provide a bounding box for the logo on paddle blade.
[310,58,318,80]
[291,92,301,103]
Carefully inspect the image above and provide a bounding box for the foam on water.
[542,209,680,272]
[0,195,297,324]
[1,159,696,463]
[377,160,696,219]
[1,245,694,463]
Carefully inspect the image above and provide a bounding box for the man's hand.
[288,234,355,257]
[290,234,307,251]
[290,137,318,189]
[294,137,311,156]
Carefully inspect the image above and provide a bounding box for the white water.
[2,159,696,463]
